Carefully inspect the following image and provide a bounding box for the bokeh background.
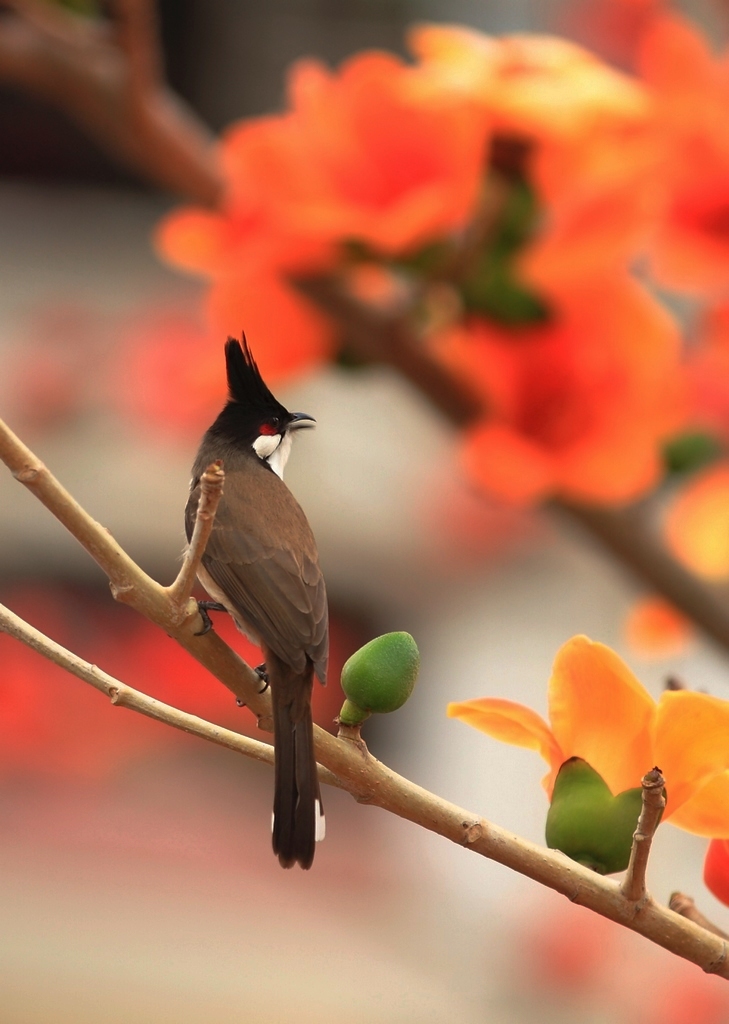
[2,1,729,1021]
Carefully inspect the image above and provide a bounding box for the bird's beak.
[288,412,316,429]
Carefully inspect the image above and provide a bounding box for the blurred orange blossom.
[685,302,729,444]
[638,14,729,294]
[411,24,658,267]
[155,48,491,379]
[664,462,729,580]
[434,274,685,504]
[448,635,729,837]
[624,596,694,658]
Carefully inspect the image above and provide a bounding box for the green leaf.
[459,178,550,327]
[663,432,723,475]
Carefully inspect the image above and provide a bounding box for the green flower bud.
[545,757,646,875]
[339,632,420,725]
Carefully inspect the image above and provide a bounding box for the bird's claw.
[193,600,227,636]
[255,663,270,694]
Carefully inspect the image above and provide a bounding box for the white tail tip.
[315,800,326,842]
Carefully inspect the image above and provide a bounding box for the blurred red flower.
[704,838,729,906]
[0,586,355,779]
[113,308,225,436]
[434,274,685,505]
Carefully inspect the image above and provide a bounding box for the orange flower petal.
[664,463,729,580]
[154,209,232,276]
[654,691,729,816]
[624,597,694,658]
[461,423,555,505]
[207,267,334,382]
[670,774,729,838]
[447,698,563,770]
[547,636,655,797]
[638,14,717,110]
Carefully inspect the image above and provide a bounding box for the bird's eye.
[259,420,280,436]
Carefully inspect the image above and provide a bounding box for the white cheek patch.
[267,431,293,480]
[252,433,281,460]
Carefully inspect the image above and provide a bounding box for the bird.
[186,336,328,869]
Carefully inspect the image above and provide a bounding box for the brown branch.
[114,0,162,90]
[296,276,484,428]
[556,501,729,653]
[670,893,729,940]
[1,422,729,976]
[166,459,224,609]
[0,0,222,204]
[621,767,666,902]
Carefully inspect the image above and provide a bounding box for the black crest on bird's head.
[224,336,289,420]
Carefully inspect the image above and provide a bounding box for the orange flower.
[410,25,660,298]
[225,52,490,254]
[664,462,729,580]
[410,24,657,221]
[448,635,729,837]
[435,274,685,505]
[154,206,334,384]
[685,303,729,444]
[156,48,491,377]
[624,597,694,659]
[638,15,729,294]
[410,26,650,145]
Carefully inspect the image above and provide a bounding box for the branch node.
[109,580,134,602]
[462,821,484,845]
[14,463,42,483]
[108,686,121,705]
[336,721,368,753]
[708,944,729,976]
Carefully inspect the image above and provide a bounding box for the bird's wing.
[186,468,328,682]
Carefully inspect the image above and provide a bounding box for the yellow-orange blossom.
[448,635,729,837]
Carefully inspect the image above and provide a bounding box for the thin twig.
[670,893,729,940]
[0,600,269,764]
[166,459,224,611]
[0,417,262,712]
[621,767,666,902]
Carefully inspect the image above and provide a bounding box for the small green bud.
[545,757,646,875]
[339,632,420,723]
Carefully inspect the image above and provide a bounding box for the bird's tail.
[266,649,324,869]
